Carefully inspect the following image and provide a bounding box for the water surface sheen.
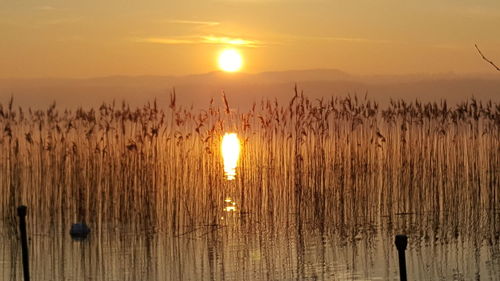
[1,209,499,281]
[1,97,499,280]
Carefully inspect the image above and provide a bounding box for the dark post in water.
[17,205,30,281]
[395,234,408,281]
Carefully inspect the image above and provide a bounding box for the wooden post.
[17,205,30,281]
[395,235,408,281]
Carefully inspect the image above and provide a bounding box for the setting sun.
[218,49,243,72]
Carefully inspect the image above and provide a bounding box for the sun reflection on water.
[223,197,237,212]
[221,133,241,180]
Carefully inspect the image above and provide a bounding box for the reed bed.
[0,92,498,242]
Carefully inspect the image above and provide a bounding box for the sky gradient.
[1,0,500,78]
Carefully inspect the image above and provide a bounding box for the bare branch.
[475,44,500,71]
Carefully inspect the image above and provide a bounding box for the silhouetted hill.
[1,69,498,109]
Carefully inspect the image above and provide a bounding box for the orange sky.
[1,1,500,78]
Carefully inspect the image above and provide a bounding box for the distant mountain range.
[1,69,499,109]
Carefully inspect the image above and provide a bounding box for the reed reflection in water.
[1,213,499,281]
[0,94,499,280]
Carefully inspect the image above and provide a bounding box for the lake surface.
[1,207,499,281]
[0,96,499,280]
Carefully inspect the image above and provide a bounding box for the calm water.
[1,97,499,280]
[1,208,499,281]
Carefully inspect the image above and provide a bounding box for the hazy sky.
[1,0,500,78]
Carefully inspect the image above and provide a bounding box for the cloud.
[141,19,260,46]
[168,20,220,26]
[201,36,260,46]
[35,6,57,11]
[138,35,263,47]
[279,34,392,45]
[141,38,198,45]
[428,43,463,50]
[313,36,391,44]
[40,17,82,25]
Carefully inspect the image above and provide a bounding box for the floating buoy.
[70,223,90,240]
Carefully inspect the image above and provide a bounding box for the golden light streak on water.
[223,197,237,212]
[221,133,241,180]
[224,206,237,212]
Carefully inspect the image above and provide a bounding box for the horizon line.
[1,68,499,80]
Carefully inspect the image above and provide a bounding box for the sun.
[218,49,243,72]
